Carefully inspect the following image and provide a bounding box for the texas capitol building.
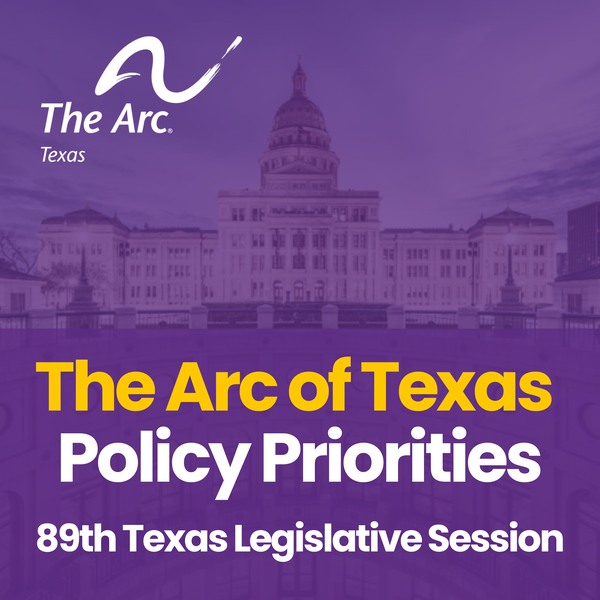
[37,65,557,310]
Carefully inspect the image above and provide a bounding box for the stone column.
[457,306,479,329]
[322,304,339,329]
[28,309,56,329]
[536,307,564,329]
[114,307,136,329]
[190,305,209,329]
[257,304,274,329]
[386,305,405,329]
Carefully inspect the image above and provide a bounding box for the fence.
[56,311,116,329]
[562,313,600,329]
[137,310,189,329]
[478,310,537,330]
[207,307,258,328]
[405,310,458,329]
[1,305,597,331]
[0,313,28,329]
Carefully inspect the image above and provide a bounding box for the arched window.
[315,280,325,301]
[274,281,283,302]
[294,281,304,301]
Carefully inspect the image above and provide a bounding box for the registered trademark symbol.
[168,128,173,134]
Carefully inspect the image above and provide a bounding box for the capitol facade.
[37,65,557,310]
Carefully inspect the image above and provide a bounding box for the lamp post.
[468,241,478,306]
[118,242,130,305]
[505,230,516,286]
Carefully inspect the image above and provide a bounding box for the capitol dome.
[268,63,332,150]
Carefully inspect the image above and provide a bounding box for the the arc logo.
[95,35,243,103]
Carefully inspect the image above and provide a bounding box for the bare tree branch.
[0,229,45,274]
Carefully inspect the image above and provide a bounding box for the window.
[567,294,583,313]
[334,255,347,274]
[251,281,265,299]
[312,232,326,249]
[315,280,325,301]
[312,255,326,269]
[294,281,304,301]
[292,232,306,248]
[351,208,366,222]
[232,208,238,221]
[9,293,25,313]
[337,234,347,249]
[272,255,285,269]
[293,255,306,269]
[272,233,285,248]
[274,281,283,302]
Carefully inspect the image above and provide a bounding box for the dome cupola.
[268,62,331,150]
[259,62,340,191]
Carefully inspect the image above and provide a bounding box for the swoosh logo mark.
[95,36,242,103]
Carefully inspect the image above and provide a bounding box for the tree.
[0,229,44,274]
[40,260,112,307]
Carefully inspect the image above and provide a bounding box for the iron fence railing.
[562,313,600,329]
[207,308,258,328]
[5,305,589,330]
[136,310,189,329]
[274,306,322,328]
[338,307,387,329]
[56,311,115,329]
[478,310,537,330]
[405,310,458,328]
[0,313,28,329]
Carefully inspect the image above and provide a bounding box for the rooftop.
[468,207,554,232]
[0,265,42,281]
[41,206,129,231]
[382,226,463,235]
[556,265,600,282]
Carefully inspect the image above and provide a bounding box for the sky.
[2,0,600,243]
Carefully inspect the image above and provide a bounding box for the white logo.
[95,36,242,104]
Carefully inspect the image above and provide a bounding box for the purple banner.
[0,329,598,599]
